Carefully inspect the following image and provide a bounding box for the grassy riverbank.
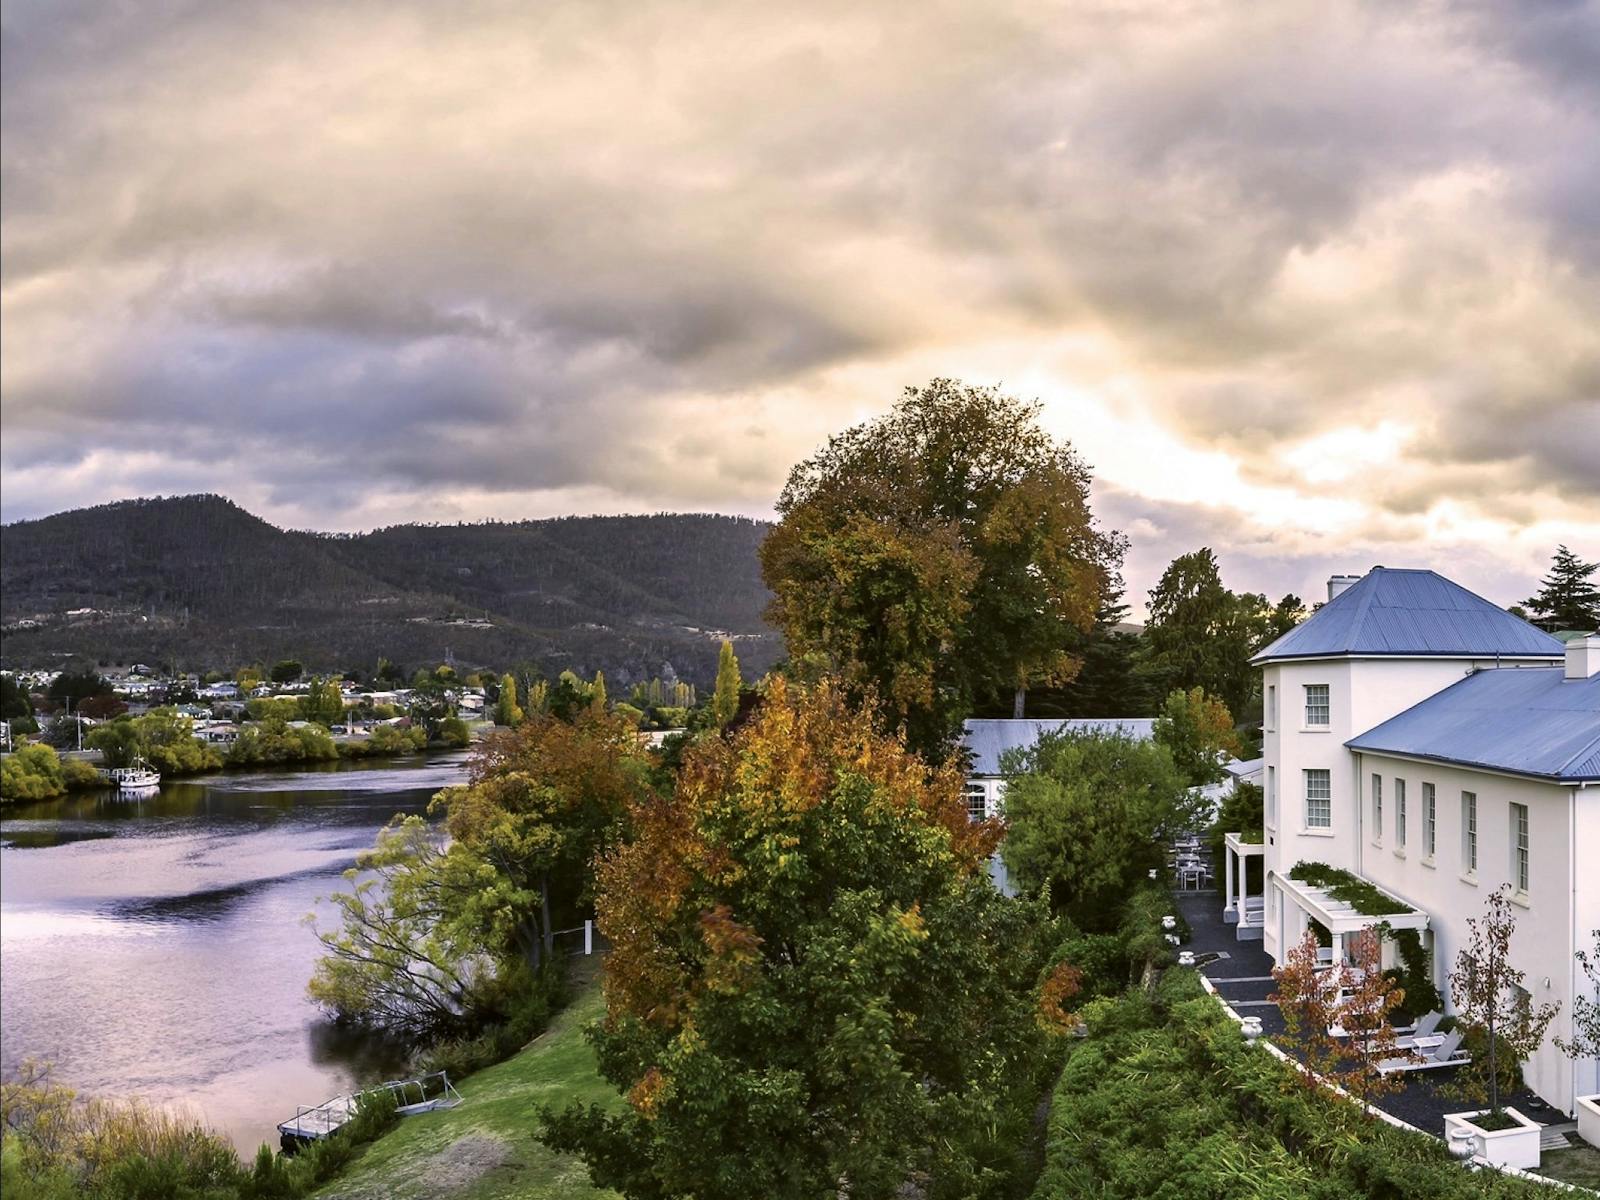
[315,982,619,1200]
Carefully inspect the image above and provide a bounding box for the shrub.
[1030,972,1560,1200]
[1,744,68,802]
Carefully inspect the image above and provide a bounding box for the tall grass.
[1,1060,396,1200]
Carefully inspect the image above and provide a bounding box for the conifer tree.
[1524,545,1600,632]
[591,670,608,713]
[711,640,741,727]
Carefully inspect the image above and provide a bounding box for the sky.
[2,0,1597,615]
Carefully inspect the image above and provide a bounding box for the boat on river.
[105,758,161,793]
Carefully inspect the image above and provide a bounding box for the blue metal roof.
[961,718,1155,776]
[1252,568,1564,664]
[1346,668,1600,782]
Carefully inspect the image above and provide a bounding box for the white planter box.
[1443,1108,1542,1171]
[1577,1095,1600,1150]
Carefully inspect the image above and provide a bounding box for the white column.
[1223,845,1238,923]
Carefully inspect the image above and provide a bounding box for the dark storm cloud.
[1,0,1596,592]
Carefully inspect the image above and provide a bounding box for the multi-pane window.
[1266,765,1277,828]
[1305,769,1332,828]
[965,783,988,822]
[1424,783,1436,858]
[1371,774,1383,841]
[1304,684,1330,727]
[1511,802,1529,893]
[1462,791,1478,872]
[1395,779,1407,848]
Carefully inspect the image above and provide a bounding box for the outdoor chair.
[1376,1029,1469,1074]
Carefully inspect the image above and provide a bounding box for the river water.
[0,754,470,1153]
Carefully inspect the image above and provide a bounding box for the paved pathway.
[1173,890,1569,1140]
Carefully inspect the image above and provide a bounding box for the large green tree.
[1524,545,1600,632]
[541,679,1057,1200]
[1136,548,1292,718]
[999,728,1197,930]
[760,379,1124,756]
[302,676,346,727]
[1152,687,1242,787]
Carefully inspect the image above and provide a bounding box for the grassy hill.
[316,984,619,1200]
[0,496,781,686]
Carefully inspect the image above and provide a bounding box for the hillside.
[0,496,781,686]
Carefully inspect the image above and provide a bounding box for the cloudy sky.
[3,0,1597,613]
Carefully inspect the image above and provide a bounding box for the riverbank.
[0,755,471,1151]
[315,981,619,1200]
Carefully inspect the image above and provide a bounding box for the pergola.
[1272,871,1429,965]
[1221,832,1266,934]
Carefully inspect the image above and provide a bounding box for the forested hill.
[0,495,781,685]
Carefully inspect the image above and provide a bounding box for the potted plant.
[1443,887,1560,1169]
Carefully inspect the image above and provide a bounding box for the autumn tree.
[495,673,525,727]
[1271,930,1353,1090]
[1524,545,1600,631]
[999,728,1196,930]
[759,379,1123,756]
[710,640,741,728]
[541,678,1057,1200]
[432,710,647,968]
[1152,686,1243,786]
[1335,929,1410,1111]
[1271,929,1408,1110]
[1449,885,1561,1115]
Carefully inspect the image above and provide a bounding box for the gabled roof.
[1346,668,1600,782]
[961,717,1155,776]
[1252,568,1564,664]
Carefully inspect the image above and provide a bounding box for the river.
[0,754,470,1153]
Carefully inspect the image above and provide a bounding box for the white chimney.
[1566,635,1600,680]
[1327,574,1362,603]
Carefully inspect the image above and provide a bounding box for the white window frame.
[1462,791,1478,874]
[1304,684,1330,728]
[1266,685,1277,732]
[1371,773,1383,845]
[965,781,989,822]
[1395,778,1406,850]
[1305,769,1332,829]
[1510,802,1529,895]
[1423,782,1436,860]
[1266,765,1277,830]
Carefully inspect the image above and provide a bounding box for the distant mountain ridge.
[0,495,781,686]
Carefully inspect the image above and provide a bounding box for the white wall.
[1259,656,1492,961]
[1352,755,1596,1111]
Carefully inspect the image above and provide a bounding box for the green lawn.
[316,985,620,1200]
[1539,1141,1600,1192]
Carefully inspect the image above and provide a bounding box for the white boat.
[107,758,161,792]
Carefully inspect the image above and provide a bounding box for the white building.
[1245,567,1599,1115]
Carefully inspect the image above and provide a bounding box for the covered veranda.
[1270,871,1430,968]
[1220,832,1266,941]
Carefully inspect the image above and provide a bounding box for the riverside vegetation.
[4,382,1588,1199]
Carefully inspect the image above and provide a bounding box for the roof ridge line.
[1557,723,1600,775]
[1344,570,1382,643]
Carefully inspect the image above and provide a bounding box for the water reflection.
[0,753,468,1152]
